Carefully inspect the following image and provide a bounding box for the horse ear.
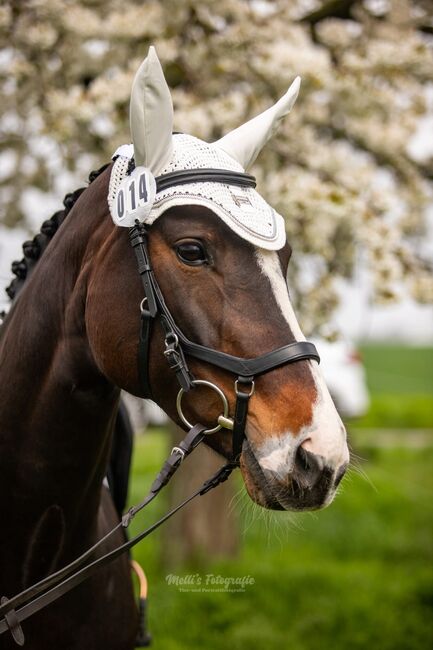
[213,77,301,170]
[130,46,173,173]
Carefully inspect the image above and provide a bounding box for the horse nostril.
[294,445,325,488]
[297,446,311,472]
[334,462,348,487]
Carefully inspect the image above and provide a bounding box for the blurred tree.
[1,0,432,325]
[162,424,239,567]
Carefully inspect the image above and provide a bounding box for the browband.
[156,168,256,192]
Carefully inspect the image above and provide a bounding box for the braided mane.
[4,163,110,304]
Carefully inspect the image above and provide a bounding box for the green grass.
[129,430,433,650]
[359,345,433,395]
[353,345,432,428]
[353,393,432,428]
[125,344,433,648]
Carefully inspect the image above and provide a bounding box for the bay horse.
[0,47,349,649]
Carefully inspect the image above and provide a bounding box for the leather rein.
[0,167,319,646]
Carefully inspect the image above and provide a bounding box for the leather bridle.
[0,167,320,645]
[131,167,319,463]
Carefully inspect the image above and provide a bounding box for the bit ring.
[176,379,229,434]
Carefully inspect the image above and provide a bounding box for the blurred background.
[1,1,432,649]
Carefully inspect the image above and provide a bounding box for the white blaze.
[254,250,349,473]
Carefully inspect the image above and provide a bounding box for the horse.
[0,47,349,649]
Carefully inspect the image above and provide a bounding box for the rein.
[0,167,319,646]
[0,424,235,645]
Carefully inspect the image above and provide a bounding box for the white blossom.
[0,0,432,325]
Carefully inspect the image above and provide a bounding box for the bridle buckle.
[164,332,179,351]
[235,377,255,397]
[171,446,186,462]
[139,297,148,313]
[162,331,193,392]
[163,332,181,364]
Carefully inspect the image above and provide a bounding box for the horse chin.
[240,441,336,512]
[240,442,285,511]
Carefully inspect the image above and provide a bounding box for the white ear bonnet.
[108,46,301,251]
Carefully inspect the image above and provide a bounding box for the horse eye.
[175,241,207,266]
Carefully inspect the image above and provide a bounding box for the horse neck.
[0,172,118,560]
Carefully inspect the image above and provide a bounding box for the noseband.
[129,166,320,464]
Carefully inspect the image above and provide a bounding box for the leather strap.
[0,169,320,642]
[156,169,256,192]
[123,423,206,525]
[232,377,254,461]
[138,309,153,398]
[160,316,193,392]
[128,222,320,473]
[130,227,158,318]
[130,226,320,394]
[0,424,207,634]
[0,598,24,646]
[181,340,320,376]
[0,458,236,640]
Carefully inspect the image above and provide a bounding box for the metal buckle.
[176,379,230,435]
[164,332,179,350]
[235,378,255,397]
[163,333,180,363]
[171,446,186,461]
[139,297,148,313]
[163,347,180,360]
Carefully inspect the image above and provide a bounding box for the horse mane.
[4,163,110,303]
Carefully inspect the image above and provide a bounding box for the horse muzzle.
[240,439,349,511]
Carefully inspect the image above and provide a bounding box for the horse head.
[85,47,349,512]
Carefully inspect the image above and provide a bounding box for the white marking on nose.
[258,435,298,477]
[255,249,305,341]
[254,249,349,472]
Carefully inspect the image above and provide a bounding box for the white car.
[311,338,370,419]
